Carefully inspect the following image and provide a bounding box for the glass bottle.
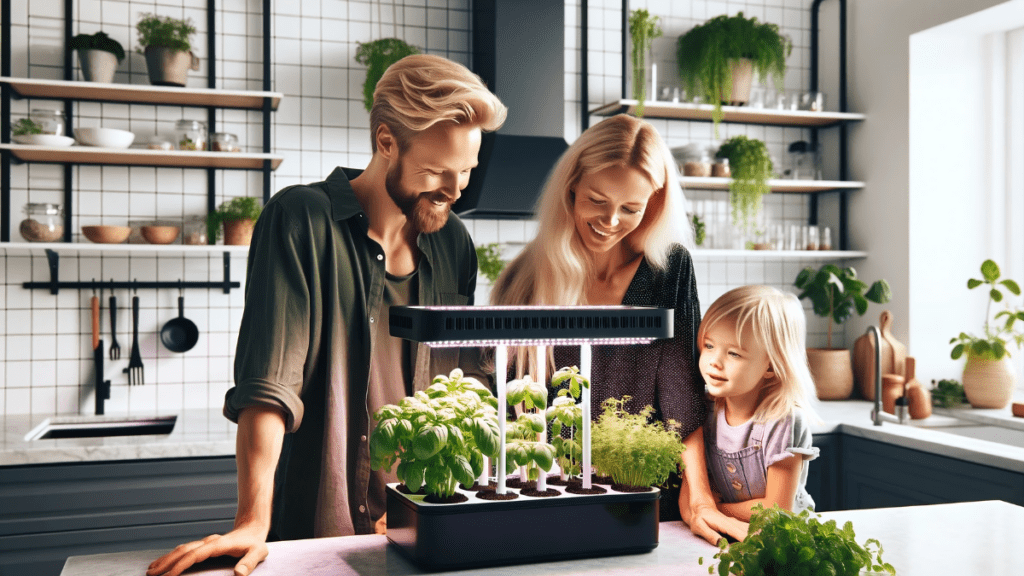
[175,120,208,151]
[30,109,65,136]
[19,202,64,242]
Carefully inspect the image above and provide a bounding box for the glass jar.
[19,203,64,242]
[175,120,207,151]
[786,141,822,180]
[210,132,240,152]
[711,157,731,178]
[30,109,65,136]
[681,146,713,177]
[182,215,209,245]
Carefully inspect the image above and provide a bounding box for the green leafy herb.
[676,12,791,136]
[12,118,44,136]
[547,366,589,479]
[691,214,706,246]
[206,197,262,244]
[950,259,1024,361]
[931,379,966,409]
[794,264,891,348]
[629,9,662,117]
[590,395,684,488]
[700,504,895,576]
[69,31,126,62]
[475,243,506,284]
[136,13,196,53]
[506,374,557,482]
[354,38,420,113]
[715,136,773,232]
[370,368,501,498]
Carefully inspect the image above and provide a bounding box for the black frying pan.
[161,294,199,353]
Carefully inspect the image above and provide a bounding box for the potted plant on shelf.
[794,264,891,400]
[354,38,420,112]
[715,135,774,235]
[590,396,684,492]
[136,13,199,87]
[676,12,791,135]
[628,9,662,117]
[949,259,1024,409]
[207,197,262,246]
[699,504,895,575]
[69,31,125,83]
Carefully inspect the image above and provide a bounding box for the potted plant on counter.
[69,31,125,83]
[354,38,420,112]
[207,197,262,246]
[136,13,199,86]
[794,264,891,400]
[676,12,791,135]
[716,135,774,234]
[590,396,685,492]
[949,259,1024,409]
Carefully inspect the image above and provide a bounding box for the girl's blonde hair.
[370,54,507,152]
[492,114,693,308]
[698,285,819,423]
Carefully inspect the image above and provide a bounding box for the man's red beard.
[385,158,453,234]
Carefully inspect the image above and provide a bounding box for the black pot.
[160,295,199,353]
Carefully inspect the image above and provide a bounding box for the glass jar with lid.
[30,109,65,136]
[175,119,207,151]
[211,132,240,152]
[19,203,64,242]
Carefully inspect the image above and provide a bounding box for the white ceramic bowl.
[12,134,76,147]
[74,127,135,149]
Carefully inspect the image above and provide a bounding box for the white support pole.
[535,344,547,492]
[496,344,508,495]
[580,343,592,489]
[478,456,489,487]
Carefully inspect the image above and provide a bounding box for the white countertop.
[4,400,1024,473]
[57,500,1024,576]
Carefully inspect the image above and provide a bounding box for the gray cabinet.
[0,456,237,576]
[806,433,841,512]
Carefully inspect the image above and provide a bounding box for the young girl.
[680,285,820,523]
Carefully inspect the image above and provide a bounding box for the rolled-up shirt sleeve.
[224,192,314,432]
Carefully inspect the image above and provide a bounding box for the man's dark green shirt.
[225,167,478,539]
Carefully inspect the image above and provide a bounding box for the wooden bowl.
[140,225,180,245]
[81,225,131,244]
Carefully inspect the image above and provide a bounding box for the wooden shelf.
[590,100,865,127]
[691,249,867,260]
[682,177,865,193]
[0,144,283,170]
[0,77,282,110]
[0,241,250,256]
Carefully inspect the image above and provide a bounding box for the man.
[147,54,507,576]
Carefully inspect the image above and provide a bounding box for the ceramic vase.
[223,219,255,246]
[722,58,754,105]
[962,355,1016,409]
[806,348,854,400]
[144,46,200,87]
[77,49,117,83]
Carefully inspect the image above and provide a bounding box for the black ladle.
[161,288,199,353]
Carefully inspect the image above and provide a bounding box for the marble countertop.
[58,500,1024,576]
[5,399,1024,473]
[0,408,236,466]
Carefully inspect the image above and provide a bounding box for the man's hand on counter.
[146,524,270,576]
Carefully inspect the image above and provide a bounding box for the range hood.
[454,0,568,220]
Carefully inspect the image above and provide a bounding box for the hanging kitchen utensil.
[90,287,111,414]
[160,283,199,353]
[123,287,144,385]
[108,288,120,360]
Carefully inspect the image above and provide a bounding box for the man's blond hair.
[370,54,507,152]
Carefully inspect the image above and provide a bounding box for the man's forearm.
[234,406,287,534]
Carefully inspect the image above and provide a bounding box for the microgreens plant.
[590,396,684,488]
[369,368,501,499]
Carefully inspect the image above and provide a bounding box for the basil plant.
[369,368,501,499]
[505,374,556,481]
[546,366,590,480]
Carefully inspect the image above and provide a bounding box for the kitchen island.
[59,500,1023,576]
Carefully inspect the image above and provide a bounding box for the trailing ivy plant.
[590,396,684,488]
[676,12,791,135]
[354,38,420,112]
[505,374,556,482]
[715,135,773,233]
[546,366,590,480]
[475,243,506,284]
[691,214,706,246]
[628,9,662,117]
[699,503,895,575]
[950,259,1024,361]
[135,13,196,53]
[369,368,501,499]
[69,31,126,62]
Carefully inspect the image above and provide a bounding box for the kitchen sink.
[928,424,1024,448]
[24,415,178,441]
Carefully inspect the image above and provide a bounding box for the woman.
[490,114,747,543]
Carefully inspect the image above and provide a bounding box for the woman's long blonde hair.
[491,114,692,308]
[698,285,820,423]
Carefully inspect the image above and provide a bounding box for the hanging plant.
[628,9,662,117]
[716,135,774,232]
[354,38,420,112]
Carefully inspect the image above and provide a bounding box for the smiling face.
[571,165,657,255]
[699,316,774,405]
[384,121,481,234]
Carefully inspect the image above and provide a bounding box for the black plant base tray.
[386,482,660,571]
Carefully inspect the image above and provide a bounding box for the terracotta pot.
[806,348,854,400]
[881,374,904,415]
[223,219,255,246]
[78,49,118,83]
[962,355,1016,409]
[721,58,754,105]
[144,46,200,87]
